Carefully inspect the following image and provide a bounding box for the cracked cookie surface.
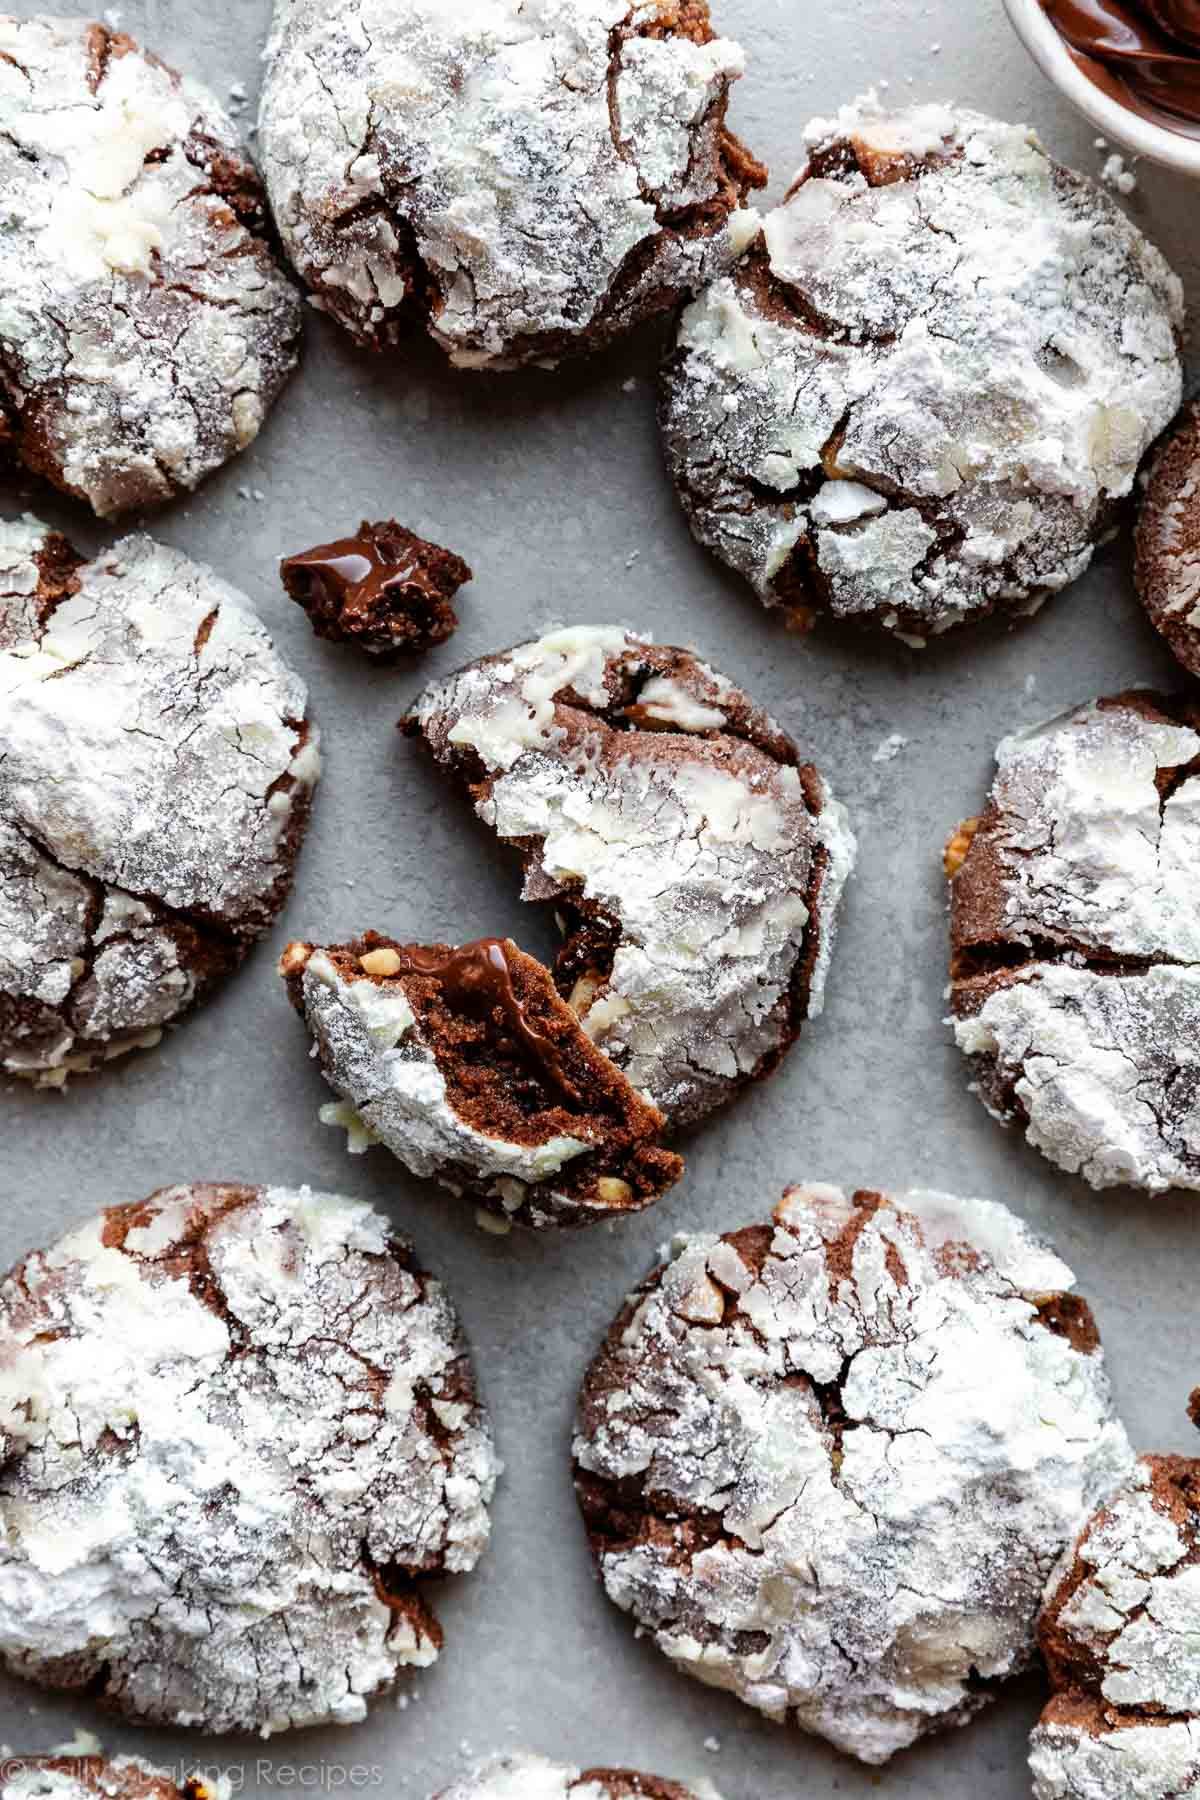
[659,98,1184,646]
[1031,1451,1200,1798]
[405,626,855,1129]
[434,1750,715,1799]
[257,0,764,369]
[0,16,301,518]
[1138,401,1200,679]
[0,1183,500,1735]
[948,691,1200,1192]
[0,516,319,1084]
[280,932,682,1230]
[0,1757,221,1800]
[572,1182,1132,1766]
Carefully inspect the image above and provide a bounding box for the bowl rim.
[1002,0,1200,176]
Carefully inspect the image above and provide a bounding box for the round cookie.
[0,517,319,1084]
[1031,1450,1200,1799]
[0,1183,500,1735]
[1137,400,1200,678]
[434,1751,715,1799]
[281,933,682,1231]
[0,1758,222,1800]
[659,98,1184,646]
[573,1182,1132,1766]
[258,0,765,370]
[0,16,300,518]
[406,627,855,1128]
[948,691,1200,1193]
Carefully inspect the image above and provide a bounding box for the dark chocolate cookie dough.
[281,932,682,1230]
[1138,400,1200,678]
[435,1755,712,1799]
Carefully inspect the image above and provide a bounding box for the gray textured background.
[3,1,1199,1795]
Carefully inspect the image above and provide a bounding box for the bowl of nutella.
[1004,0,1200,173]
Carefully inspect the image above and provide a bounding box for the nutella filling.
[1041,0,1200,130]
[390,938,581,1102]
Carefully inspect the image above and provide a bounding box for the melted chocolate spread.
[391,939,581,1102]
[1041,0,1200,128]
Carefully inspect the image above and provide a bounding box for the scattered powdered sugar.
[573,1182,1132,1767]
[0,16,300,517]
[660,98,1184,644]
[0,520,318,1083]
[259,0,761,369]
[434,1754,719,1800]
[1031,1456,1200,1798]
[950,695,1200,1192]
[0,1184,500,1736]
[1101,151,1138,195]
[871,733,908,764]
[409,627,855,1126]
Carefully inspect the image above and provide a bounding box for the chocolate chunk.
[281,519,471,659]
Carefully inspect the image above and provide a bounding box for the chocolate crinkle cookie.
[0,16,301,518]
[280,933,682,1231]
[659,98,1184,646]
[948,691,1200,1193]
[405,627,855,1128]
[573,1182,1133,1767]
[281,520,471,659]
[1137,400,1200,678]
[257,0,765,370]
[433,1751,716,1799]
[0,1760,223,1800]
[1031,1443,1200,1799]
[0,516,319,1085]
[0,1183,500,1735]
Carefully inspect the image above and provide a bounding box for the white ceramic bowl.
[1003,0,1200,177]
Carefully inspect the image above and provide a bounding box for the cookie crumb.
[1100,151,1137,195]
[281,520,471,660]
[872,733,908,764]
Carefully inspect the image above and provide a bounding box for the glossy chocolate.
[392,939,581,1102]
[282,522,440,620]
[1041,0,1200,127]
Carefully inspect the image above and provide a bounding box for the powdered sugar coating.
[1137,400,1200,679]
[1031,1456,1200,1799]
[660,99,1184,645]
[408,627,855,1127]
[0,518,318,1083]
[0,16,300,518]
[0,1183,500,1735]
[950,694,1200,1192]
[573,1182,1132,1766]
[434,1751,718,1800]
[258,0,762,369]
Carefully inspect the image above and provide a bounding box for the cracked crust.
[0,517,320,1085]
[280,519,471,660]
[433,1751,713,1799]
[0,16,301,519]
[1137,401,1200,679]
[280,932,682,1230]
[257,0,765,370]
[404,627,855,1128]
[1031,1452,1200,1798]
[572,1182,1132,1767]
[947,691,1200,1192]
[0,1183,500,1736]
[0,1759,220,1800]
[659,99,1184,646]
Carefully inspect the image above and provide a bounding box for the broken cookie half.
[281,933,683,1231]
